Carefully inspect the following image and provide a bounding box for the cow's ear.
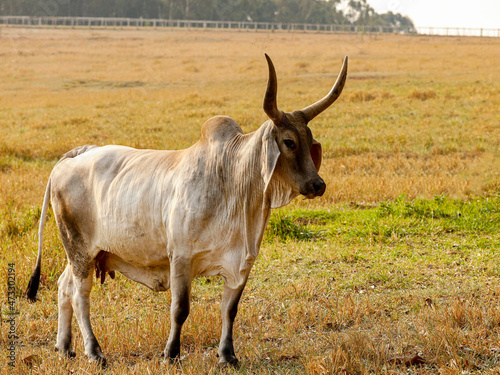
[310,139,322,172]
[261,126,280,193]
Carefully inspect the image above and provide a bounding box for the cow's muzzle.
[302,177,326,199]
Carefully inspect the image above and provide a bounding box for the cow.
[26,54,347,366]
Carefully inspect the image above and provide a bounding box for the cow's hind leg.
[54,196,106,365]
[70,266,106,365]
[218,282,247,366]
[55,265,75,358]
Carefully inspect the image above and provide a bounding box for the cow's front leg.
[164,257,192,361]
[218,282,247,365]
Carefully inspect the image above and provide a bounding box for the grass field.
[0,27,499,374]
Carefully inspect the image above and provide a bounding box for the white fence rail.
[0,16,498,37]
[416,26,499,37]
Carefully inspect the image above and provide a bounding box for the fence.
[415,26,499,37]
[0,16,498,38]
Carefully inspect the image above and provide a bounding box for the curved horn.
[300,56,348,122]
[263,54,283,124]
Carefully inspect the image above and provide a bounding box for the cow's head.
[262,54,347,206]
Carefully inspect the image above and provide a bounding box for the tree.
[0,0,416,32]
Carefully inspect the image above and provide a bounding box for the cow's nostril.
[312,180,326,196]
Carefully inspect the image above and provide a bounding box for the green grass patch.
[264,195,499,245]
[266,211,324,242]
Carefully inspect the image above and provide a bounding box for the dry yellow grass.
[0,27,499,209]
[1,28,500,374]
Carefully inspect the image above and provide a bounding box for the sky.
[367,0,500,29]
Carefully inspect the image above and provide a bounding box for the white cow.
[26,54,348,366]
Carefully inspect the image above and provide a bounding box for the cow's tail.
[26,178,51,303]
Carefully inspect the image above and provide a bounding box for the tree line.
[1,0,415,31]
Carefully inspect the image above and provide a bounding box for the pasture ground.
[0,27,499,374]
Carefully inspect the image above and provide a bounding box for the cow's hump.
[200,116,243,144]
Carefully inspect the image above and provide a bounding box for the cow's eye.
[283,139,296,150]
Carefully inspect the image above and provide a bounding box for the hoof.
[167,357,180,364]
[89,353,107,368]
[219,356,239,368]
[164,346,187,364]
[164,355,187,365]
[55,346,76,358]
